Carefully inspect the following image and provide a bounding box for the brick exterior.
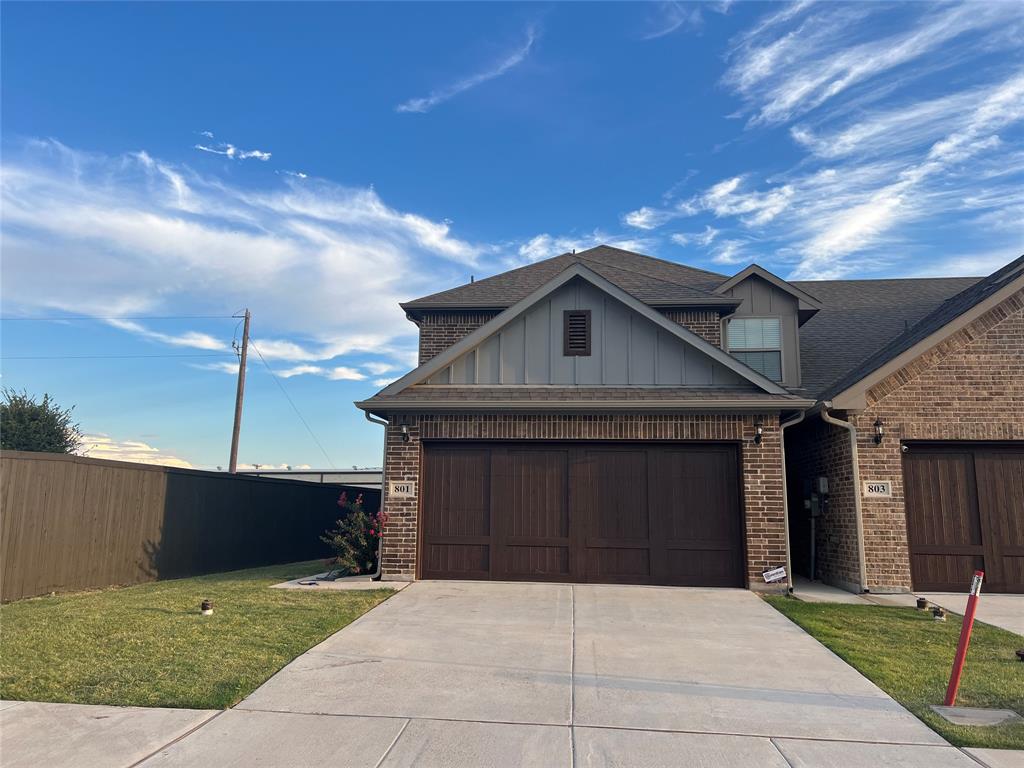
[791,289,1024,592]
[659,309,723,347]
[416,311,500,364]
[379,413,788,590]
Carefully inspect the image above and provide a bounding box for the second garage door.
[420,442,744,587]
[904,443,1024,593]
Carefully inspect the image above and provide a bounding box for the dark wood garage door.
[420,442,744,587]
[904,443,1024,593]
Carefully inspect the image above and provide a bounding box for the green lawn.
[766,596,1024,750]
[0,561,392,710]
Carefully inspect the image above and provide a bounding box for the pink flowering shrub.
[321,491,388,576]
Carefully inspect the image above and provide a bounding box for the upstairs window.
[563,310,592,356]
[727,317,782,381]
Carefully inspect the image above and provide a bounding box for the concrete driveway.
[131,581,990,767]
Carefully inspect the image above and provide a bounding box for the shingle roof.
[791,276,980,398]
[394,244,1021,403]
[402,245,730,311]
[814,255,1024,400]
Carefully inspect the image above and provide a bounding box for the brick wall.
[660,309,723,347]
[416,311,499,364]
[378,412,788,590]
[796,289,1024,592]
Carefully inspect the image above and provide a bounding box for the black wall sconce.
[754,421,764,445]
[401,424,410,443]
[873,418,884,444]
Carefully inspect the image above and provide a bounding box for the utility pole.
[228,308,250,473]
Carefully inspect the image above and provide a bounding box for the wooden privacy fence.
[0,451,380,602]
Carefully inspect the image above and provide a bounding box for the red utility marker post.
[943,569,984,707]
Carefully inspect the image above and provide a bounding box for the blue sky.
[2,1,1022,469]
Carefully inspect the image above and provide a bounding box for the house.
[357,246,1024,594]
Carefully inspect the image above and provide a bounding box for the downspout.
[779,410,806,594]
[364,411,389,581]
[819,402,869,593]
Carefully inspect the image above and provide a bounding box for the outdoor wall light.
[401,425,410,443]
[754,421,764,445]
[873,418,884,444]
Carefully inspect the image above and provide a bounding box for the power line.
[1,353,235,360]
[0,315,237,321]
[249,342,336,469]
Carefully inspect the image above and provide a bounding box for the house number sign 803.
[863,480,892,497]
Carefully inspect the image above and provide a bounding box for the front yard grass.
[766,596,1024,750]
[0,561,392,710]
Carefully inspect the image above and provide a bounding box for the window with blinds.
[563,310,592,356]
[727,317,782,381]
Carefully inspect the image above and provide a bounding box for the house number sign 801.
[389,481,416,498]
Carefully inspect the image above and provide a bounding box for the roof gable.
[375,262,790,399]
[425,278,750,388]
[714,264,823,324]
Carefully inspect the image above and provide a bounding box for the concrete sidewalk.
[4,582,1022,767]
[792,577,1024,636]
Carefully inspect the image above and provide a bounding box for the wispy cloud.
[194,131,271,161]
[516,230,657,264]
[641,2,703,41]
[106,319,228,351]
[724,2,1022,127]
[81,433,193,468]
[1,139,494,375]
[396,25,538,113]
[621,5,1024,280]
[363,361,397,376]
[670,226,719,247]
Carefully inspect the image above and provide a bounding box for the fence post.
[943,569,984,707]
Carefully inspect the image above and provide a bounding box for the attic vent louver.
[563,310,591,356]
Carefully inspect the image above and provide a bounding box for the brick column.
[379,420,421,580]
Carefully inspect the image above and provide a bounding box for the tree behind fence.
[0,451,380,602]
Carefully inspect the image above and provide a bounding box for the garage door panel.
[501,450,569,540]
[904,453,980,548]
[424,543,490,579]
[421,447,492,579]
[580,450,650,541]
[587,548,651,583]
[975,450,1024,592]
[494,449,570,579]
[505,545,570,580]
[664,548,742,587]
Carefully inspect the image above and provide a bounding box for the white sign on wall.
[863,480,893,498]
[389,481,416,498]
[763,566,787,583]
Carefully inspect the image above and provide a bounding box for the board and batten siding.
[720,274,801,386]
[426,279,747,387]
